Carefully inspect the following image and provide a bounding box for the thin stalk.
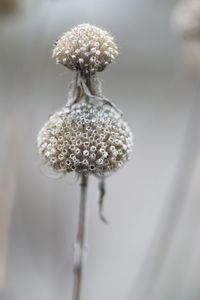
[84,73,93,95]
[72,174,89,300]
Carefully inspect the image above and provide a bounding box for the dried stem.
[72,174,89,300]
[98,177,108,224]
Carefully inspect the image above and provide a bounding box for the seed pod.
[37,102,133,176]
[52,23,119,73]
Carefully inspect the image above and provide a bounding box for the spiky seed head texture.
[37,102,133,176]
[52,24,118,73]
[172,0,200,39]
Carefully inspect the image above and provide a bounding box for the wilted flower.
[37,23,133,300]
[52,23,118,73]
[37,102,133,176]
[38,24,133,177]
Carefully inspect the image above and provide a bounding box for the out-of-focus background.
[1,0,200,299]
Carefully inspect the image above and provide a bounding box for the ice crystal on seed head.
[52,24,118,73]
[172,0,200,39]
[37,102,133,176]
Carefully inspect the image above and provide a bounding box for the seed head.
[172,0,200,39]
[37,102,133,176]
[52,23,118,73]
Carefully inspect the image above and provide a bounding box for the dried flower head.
[172,0,200,39]
[52,23,118,73]
[37,102,133,176]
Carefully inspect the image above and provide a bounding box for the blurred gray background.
[0,0,200,300]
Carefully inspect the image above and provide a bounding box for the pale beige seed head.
[37,102,133,176]
[52,23,119,73]
[172,0,200,39]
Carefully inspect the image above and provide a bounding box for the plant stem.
[98,177,108,224]
[72,174,89,300]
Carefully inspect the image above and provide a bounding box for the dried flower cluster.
[38,24,133,177]
[38,24,133,300]
[52,23,118,73]
[172,0,200,39]
[38,102,133,176]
